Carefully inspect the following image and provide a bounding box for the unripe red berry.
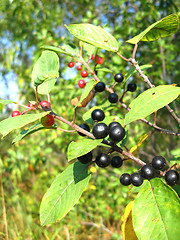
[77,65,82,71]
[68,62,75,68]
[41,114,54,127]
[11,111,21,117]
[95,56,104,65]
[40,101,50,108]
[91,54,95,60]
[81,70,88,78]
[78,79,86,88]
[28,103,33,108]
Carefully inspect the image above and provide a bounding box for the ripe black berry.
[77,151,92,164]
[140,165,155,180]
[111,156,123,168]
[91,109,105,122]
[95,82,106,92]
[120,173,131,186]
[78,123,90,136]
[109,122,122,131]
[127,82,137,92]
[152,156,166,170]
[92,123,109,139]
[95,153,110,168]
[108,93,118,103]
[131,173,144,187]
[165,170,179,185]
[109,125,125,142]
[114,73,124,82]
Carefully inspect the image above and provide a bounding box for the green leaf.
[36,78,57,95]
[40,45,72,56]
[133,178,180,240]
[0,111,50,139]
[96,67,113,73]
[65,23,119,52]
[40,161,91,226]
[67,139,102,161]
[12,122,57,144]
[32,50,59,87]
[75,79,96,108]
[127,14,179,44]
[81,42,97,56]
[0,99,17,105]
[124,85,180,125]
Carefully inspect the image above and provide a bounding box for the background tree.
[0,0,180,239]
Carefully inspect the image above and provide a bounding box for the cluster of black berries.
[77,151,123,169]
[77,108,126,168]
[78,109,126,143]
[94,73,137,104]
[120,156,179,187]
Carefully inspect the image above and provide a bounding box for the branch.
[129,58,155,87]
[80,56,114,93]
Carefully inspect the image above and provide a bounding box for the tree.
[0,12,180,239]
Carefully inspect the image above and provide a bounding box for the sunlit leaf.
[67,139,102,161]
[32,50,59,87]
[40,162,91,225]
[65,23,119,52]
[133,178,180,240]
[127,14,179,44]
[124,85,180,125]
[0,111,50,139]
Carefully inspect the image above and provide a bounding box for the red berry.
[41,114,54,127]
[28,103,33,108]
[68,62,75,68]
[95,56,104,65]
[77,65,82,71]
[91,54,95,60]
[11,111,21,117]
[40,101,50,108]
[81,70,88,78]
[78,79,86,88]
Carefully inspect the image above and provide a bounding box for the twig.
[165,105,180,125]
[81,221,113,235]
[80,56,114,93]
[0,164,9,240]
[116,52,130,62]
[132,43,138,59]
[129,58,155,87]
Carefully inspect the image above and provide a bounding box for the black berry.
[109,122,122,131]
[131,173,144,187]
[114,73,124,82]
[152,156,166,170]
[78,124,90,136]
[111,156,123,168]
[108,93,118,103]
[91,109,105,122]
[165,170,179,185]
[95,82,106,92]
[92,123,109,139]
[77,151,92,164]
[95,153,110,168]
[120,173,131,186]
[127,82,137,92]
[109,125,125,142]
[140,165,155,180]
